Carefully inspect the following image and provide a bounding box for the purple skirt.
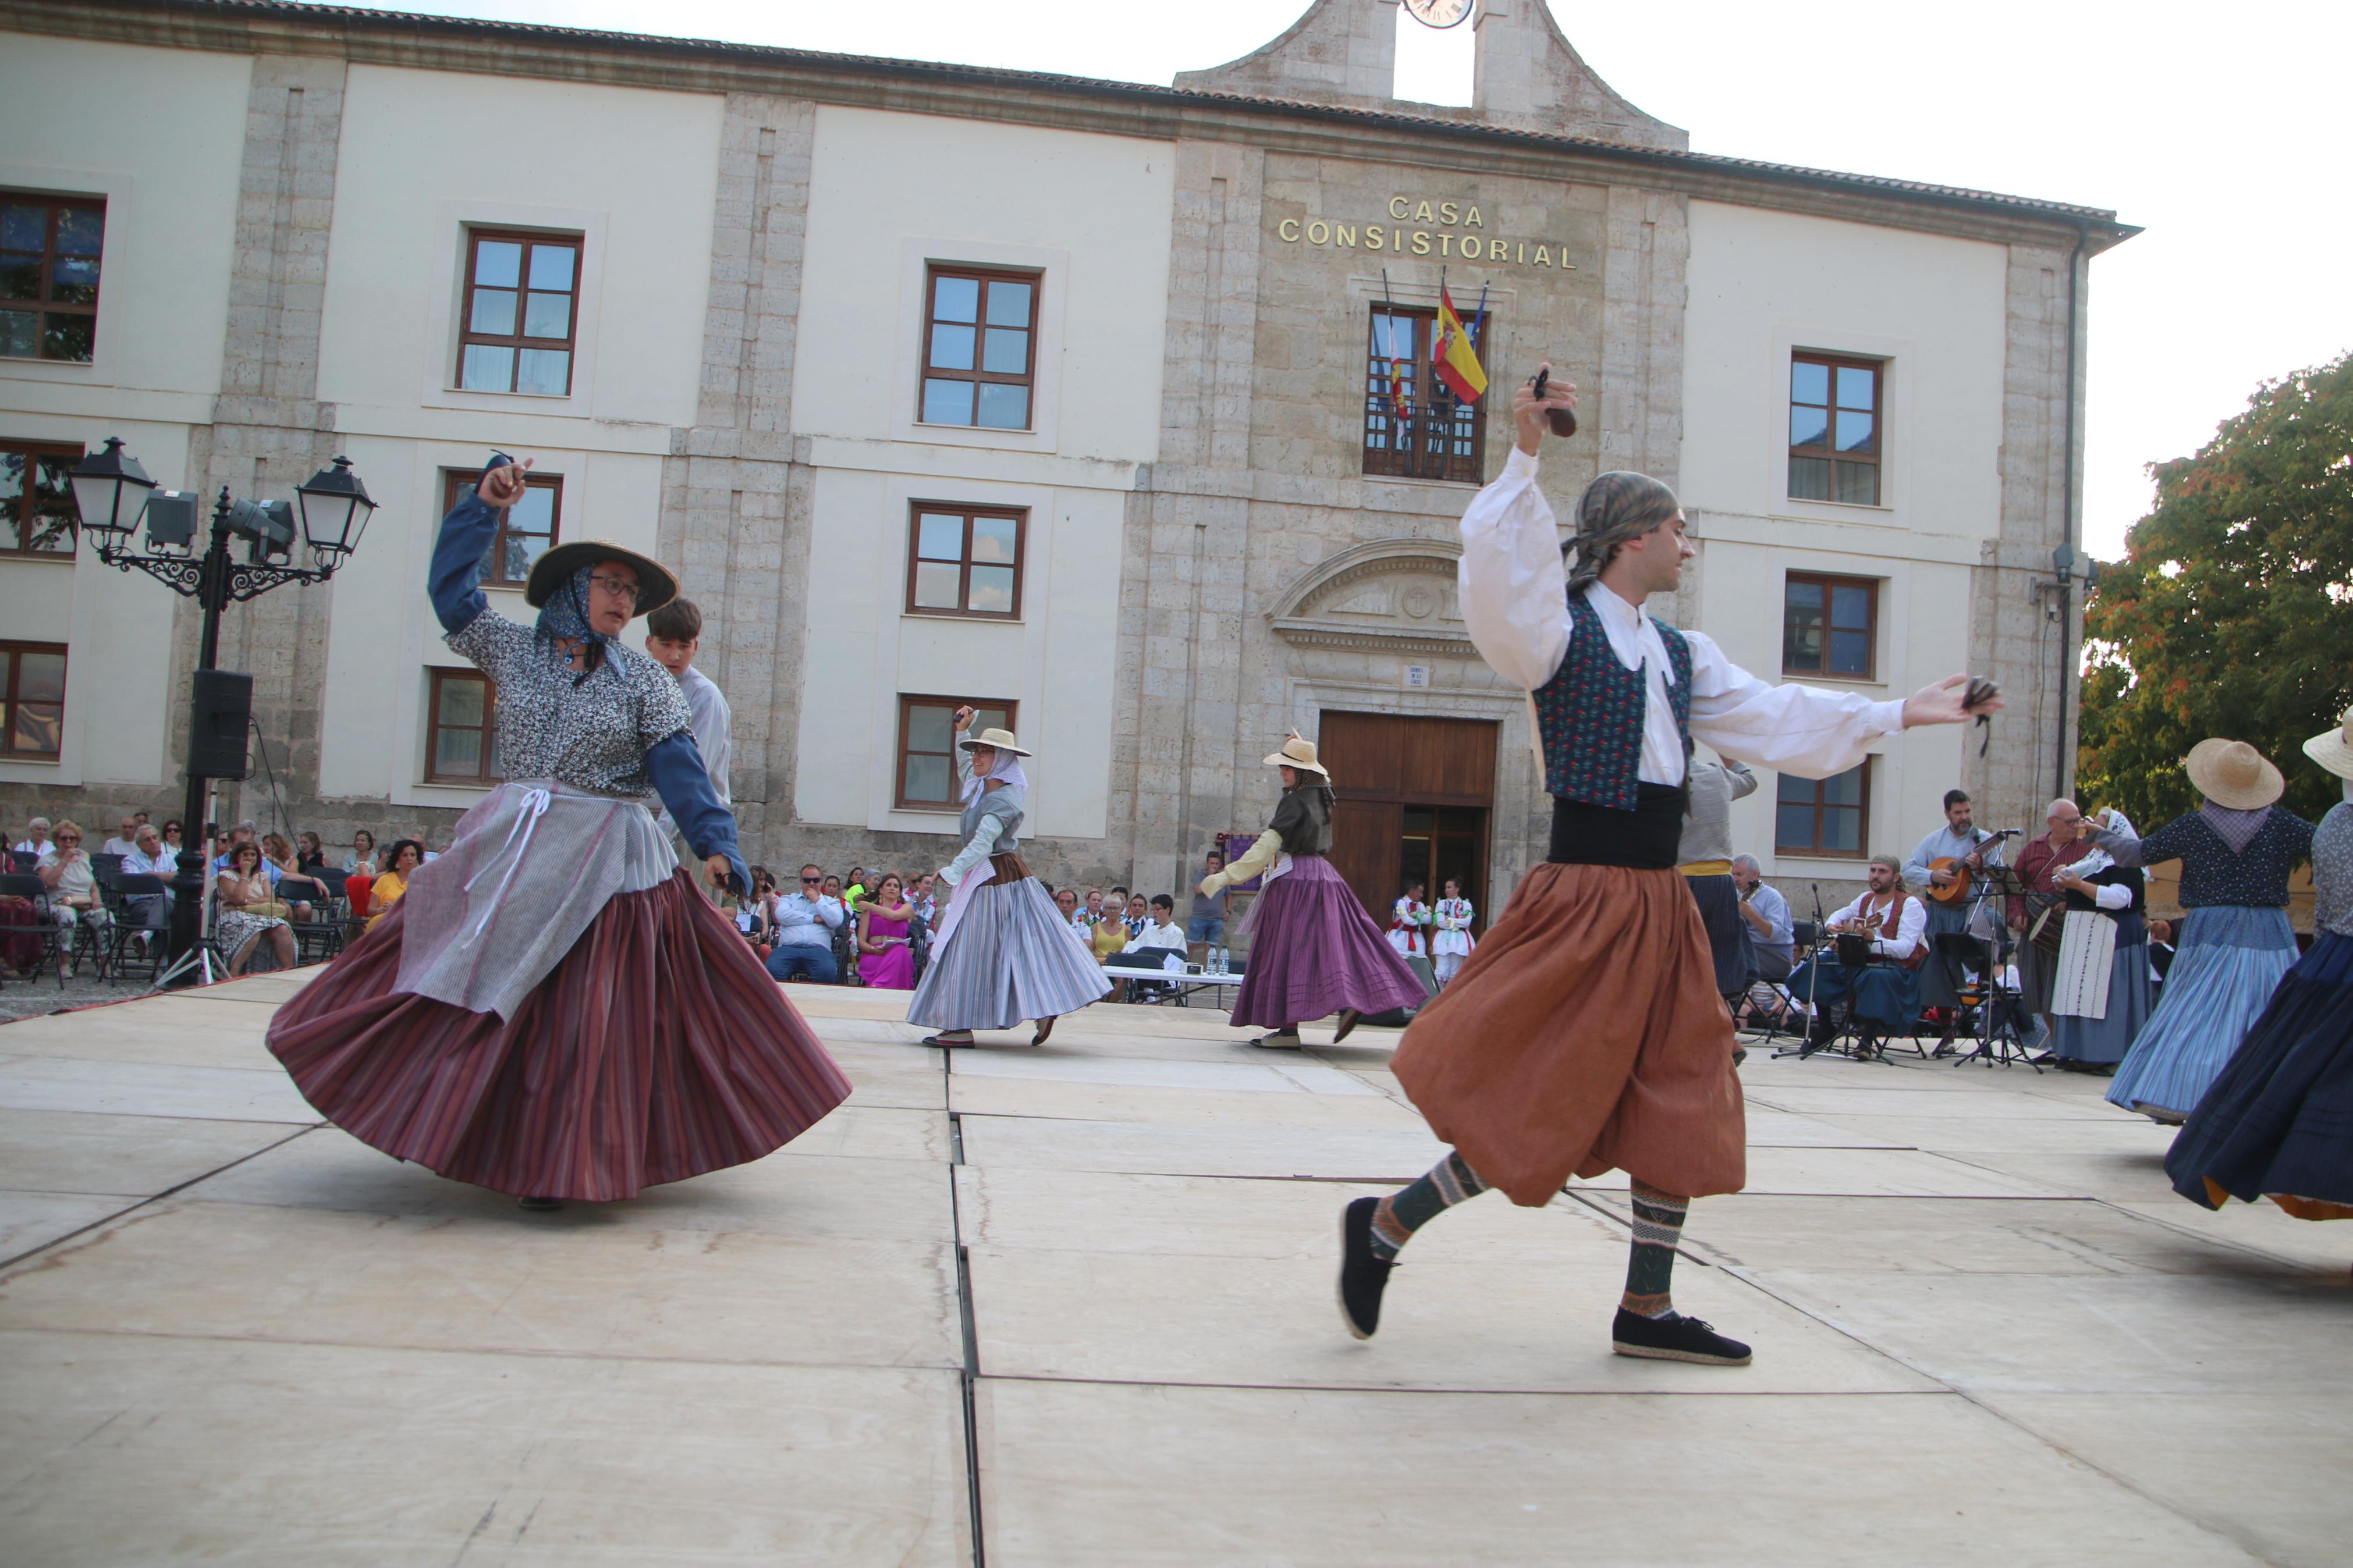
[1230,855,1429,1027]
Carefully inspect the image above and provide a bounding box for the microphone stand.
[1775,882,1833,1059]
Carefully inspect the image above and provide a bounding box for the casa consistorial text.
[1276,195,1579,268]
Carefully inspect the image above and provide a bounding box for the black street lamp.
[71,438,375,984]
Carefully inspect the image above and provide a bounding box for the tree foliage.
[2078,352,2353,827]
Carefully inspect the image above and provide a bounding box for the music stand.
[1943,862,2040,1071]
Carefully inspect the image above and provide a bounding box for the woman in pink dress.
[859,873,918,990]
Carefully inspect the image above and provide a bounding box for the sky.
[355,0,2351,561]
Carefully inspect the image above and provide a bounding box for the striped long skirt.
[265,870,851,1201]
[906,857,1110,1032]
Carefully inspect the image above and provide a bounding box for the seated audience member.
[1120,893,1149,940]
[764,863,845,984]
[1054,886,1088,936]
[14,816,55,859]
[1731,854,1795,983]
[36,821,111,956]
[120,823,178,937]
[160,820,184,855]
[2148,918,2177,987]
[367,840,424,929]
[737,866,777,948]
[296,831,332,879]
[215,842,297,975]
[342,829,379,880]
[911,872,938,929]
[858,872,918,990]
[1120,894,1190,1002]
[1083,887,1106,926]
[102,815,142,858]
[262,833,324,919]
[213,822,276,882]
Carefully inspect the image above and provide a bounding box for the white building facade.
[0,0,2132,920]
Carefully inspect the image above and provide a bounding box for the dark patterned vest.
[1533,589,1693,810]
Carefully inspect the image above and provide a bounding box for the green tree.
[2078,352,2353,829]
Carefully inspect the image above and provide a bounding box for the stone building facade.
[0,0,2133,920]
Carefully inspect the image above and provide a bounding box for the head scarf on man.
[1566,471,1682,593]
[535,563,624,686]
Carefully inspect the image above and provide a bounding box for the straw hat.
[957,726,1032,758]
[1262,733,1331,779]
[524,539,679,616]
[2182,738,2284,811]
[2302,706,2353,781]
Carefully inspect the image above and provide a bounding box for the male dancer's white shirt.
[1456,446,1905,783]
[655,663,732,837]
[1823,890,1929,962]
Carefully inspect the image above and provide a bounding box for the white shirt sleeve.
[1455,446,1570,692]
[1827,894,1866,930]
[1875,896,1929,960]
[1683,629,1907,780]
[2092,882,2132,911]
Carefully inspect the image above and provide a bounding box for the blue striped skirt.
[2106,905,2296,1121]
[906,865,1110,1032]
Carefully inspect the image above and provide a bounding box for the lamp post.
[70,439,375,984]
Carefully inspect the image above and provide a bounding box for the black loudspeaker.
[188,670,253,780]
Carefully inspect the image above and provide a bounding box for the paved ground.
[0,973,2345,1565]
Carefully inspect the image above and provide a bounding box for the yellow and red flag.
[1431,285,1488,406]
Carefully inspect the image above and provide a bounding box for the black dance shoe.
[1610,1309,1751,1366]
[1337,1196,1395,1340]
[1330,1008,1362,1043]
[517,1196,564,1213]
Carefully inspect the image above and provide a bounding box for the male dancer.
[1338,364,2000,1365]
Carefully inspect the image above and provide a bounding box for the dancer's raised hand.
[1901,673,2006,728]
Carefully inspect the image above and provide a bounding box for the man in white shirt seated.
[1119,894,1189,1002]
[1785,854,1930,1052]
[762,862,845,984]
[119,822,179,937]
[102,814,143,858]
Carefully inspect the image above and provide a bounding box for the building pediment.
[1268,539,1472,657]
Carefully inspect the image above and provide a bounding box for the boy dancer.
[646,598,733,827]
[1337,365,2000,1364]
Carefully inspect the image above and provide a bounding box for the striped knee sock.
[1621,1182,1691,1319]
[1369,1151,1488,1260]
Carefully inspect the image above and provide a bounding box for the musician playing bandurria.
[1336,362,2001,1370]
[1786,855,1929,1051]
[1903,788,1989,1016]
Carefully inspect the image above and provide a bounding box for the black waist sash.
[1548,783,1684,870]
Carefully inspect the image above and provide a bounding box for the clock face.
[1403,0,1475,27]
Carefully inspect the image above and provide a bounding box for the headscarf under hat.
[961,744,1030,808]
[1566,471,1683,593]
[535,563,624,687]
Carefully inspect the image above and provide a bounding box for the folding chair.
[0,873,68,989]
[103,873,173,986]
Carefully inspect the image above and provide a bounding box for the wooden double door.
[1317,712,1499,931]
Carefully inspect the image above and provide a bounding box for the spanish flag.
[1431,285,1488,406]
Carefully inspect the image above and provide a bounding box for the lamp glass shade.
[68,438,156,541]
[296,456,376,560]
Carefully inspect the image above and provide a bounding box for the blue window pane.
[1791,360,1829,404]
[1836,364,1876,410]
[1788,455,1829,500]
[913,561,962,608]
[968,564,1016,613]
[975,707,1010,734]
[527,244,573,290]
[982,327,1028,374]
[523,291,570,338]
[1823,806,1861,855]
[55,209,102,255]
[1790,404,1827,447]
[922,378,974,425]
[984,281,1032,327]
[1830,584,1871,629]
[976,382,1029,429]
[903,753,949,802]
[0,205,42,250]
[515,349,570,396]
[970,515,1018,565]
[460,344,514,392]
[0,310,35,357]
[1829,629,1870,675]
[931,275,978,323]
[929,323,974,371]
[1836,410,1875,454]
[474,240,521,288]
[917,513,965,559]
[51,255,98,304]
[908,705,952,752]
[1825,765,1864,806]
[1777,801,1815,848]
[469,288,516,335]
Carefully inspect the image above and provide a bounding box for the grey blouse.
[2314,802,2352,938]
[448,609,693,798]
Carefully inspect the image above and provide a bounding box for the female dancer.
[2096,739,2314,1122]
[1387,883,1432,959]
[1431,879,1477,986]
[2044,827,2153,1073]
[267,454,849,1209]
[2166,707,2353,1220]
[1198,735,1425,1048]
[908,709,1109,1047]
[858,872,918,990]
